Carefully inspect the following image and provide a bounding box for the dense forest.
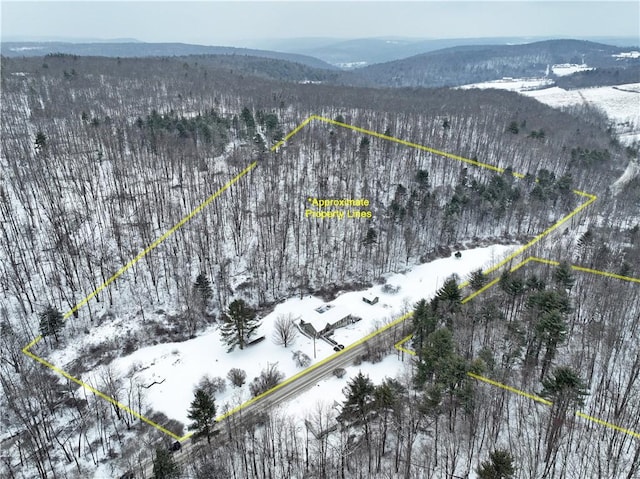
[1,53,638,478]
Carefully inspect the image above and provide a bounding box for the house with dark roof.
[299,304,352,338]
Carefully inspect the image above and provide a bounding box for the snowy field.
[550,63,594,76]
[86,244,518,428]
[523,83,640,145]
[459,77,553,92]
[460,76,640,146]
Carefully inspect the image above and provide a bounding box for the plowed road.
[138,318,410,478]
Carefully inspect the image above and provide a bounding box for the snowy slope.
[459,77,553,92]
[523,83,640,145]
[460,77,640,146]
[551,63,594,76]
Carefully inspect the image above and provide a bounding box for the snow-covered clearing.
[613,51,640,59]
[460,77,640,146]
[523,83,640,145]
[551,63,594,76]
[335,61,368,69]
[281,352,410,421]
[89,244,518,428]
[611,158,640,195]
[459,77,553,92]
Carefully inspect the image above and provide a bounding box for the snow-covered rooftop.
[305,304,351,332]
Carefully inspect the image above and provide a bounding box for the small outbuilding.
[362,294,379,305]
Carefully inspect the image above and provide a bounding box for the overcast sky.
[2,1,638,45]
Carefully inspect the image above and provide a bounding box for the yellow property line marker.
[21,115,601,440]
[468,373,640,438]
[23,347,184,440]
[467,372,552,406]
[22,161,260,441]
[528,257,640,283]
[24,161,259,352]
[394,256,640,439]
[306,115,597,282]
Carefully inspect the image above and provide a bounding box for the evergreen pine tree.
[34,131,47,153]
[434,276,461,304]
[416,327,454,386]
[341,372,376,422]
[38,305,64,343]
[469,268,488,291]
[363,227,377,246]
[240,106,255,138]
[540,367,588,464]
[220,299,260,351]
[152,447,180,479]
[507,121,519,134]
[431,276,462,318]
[536,309,568,379]
[541,367,588,408]
[194,272,212,299]
[187,387,217,444]
[193,272,213,313]
[412,299,438,356]
[553,261,575,291]
[374,378,404,412]
[477,449,516,479]
[525,274,546,291]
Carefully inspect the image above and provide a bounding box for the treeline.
[554,65,640,89]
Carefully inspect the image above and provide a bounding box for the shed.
[362,293,379,305]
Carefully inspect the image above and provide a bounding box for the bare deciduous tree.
[272,314,299,348]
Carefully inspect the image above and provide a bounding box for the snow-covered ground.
[281,352,411,421]
[551,63,594,76]
[523,83,640,145]
[88,244,518,428]
[613,51,640,59]
[335,61,368,69]
[460,76,640,146]
[459,77,553,92]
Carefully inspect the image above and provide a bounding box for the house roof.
[305,304,350,332]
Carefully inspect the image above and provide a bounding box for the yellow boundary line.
[22,348,183,440]
[393,256,640,439]
[309,115,597,283]
[215,311,414,423]
[21,114,599,441]
[22,162,259,440]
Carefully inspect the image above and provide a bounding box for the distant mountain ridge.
[0,41,338,70]
[3,39,638,89]
[253,36,640,67]
[345,39,640,88]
